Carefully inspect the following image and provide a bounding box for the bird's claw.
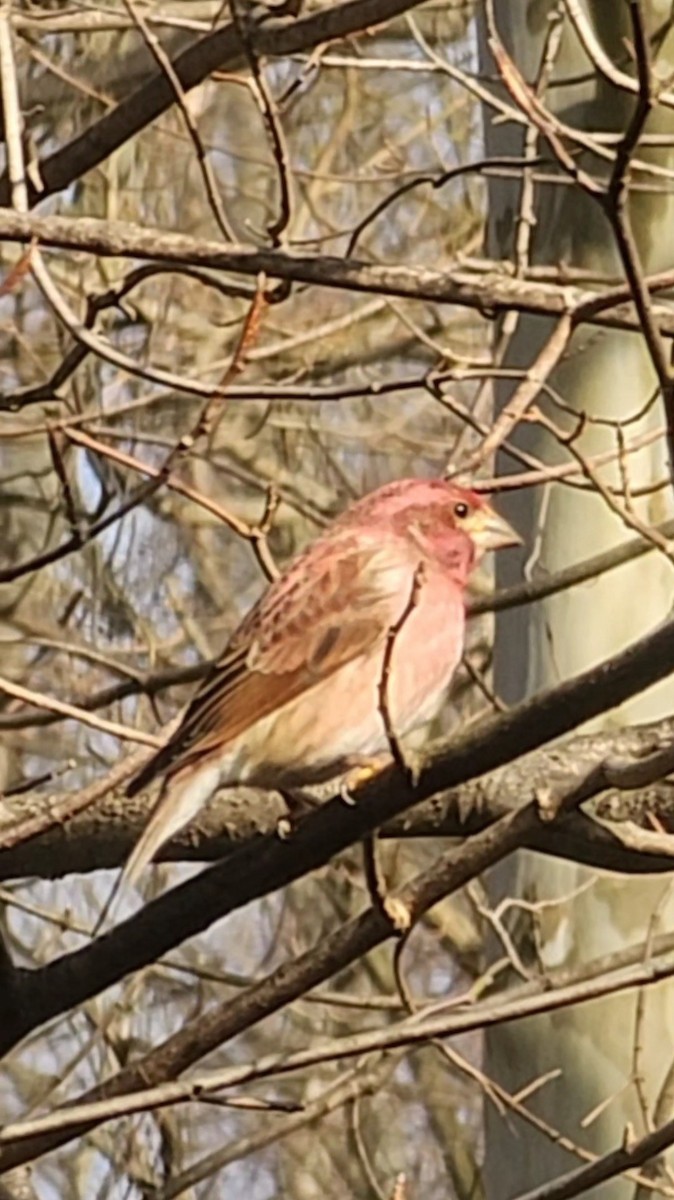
[276,815,293,839]
[382,895,412,933]
[340,759,386,805]
[340,779,358,805]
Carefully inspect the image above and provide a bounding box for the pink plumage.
[122,478,519,884]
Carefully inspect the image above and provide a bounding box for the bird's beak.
[466,505,522,552]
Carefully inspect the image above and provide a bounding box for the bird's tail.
[95,760,221,934]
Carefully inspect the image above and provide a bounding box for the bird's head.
[350,478,521,580]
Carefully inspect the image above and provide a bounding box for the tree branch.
[2,210,674,349]
[5,906,674,1175]
[3,719,674,881]
[3,609,674,1055]
[0,0,429,210]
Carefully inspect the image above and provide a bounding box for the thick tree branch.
[2,609,674,1057]
[3,720,674,881]
[0,803,537,1170]
[4,906,674,1175]
[2,211,674,352]
[0,0,428,211]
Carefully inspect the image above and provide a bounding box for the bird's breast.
[384,567,466,734]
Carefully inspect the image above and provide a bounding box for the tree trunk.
[480,4,674,1196]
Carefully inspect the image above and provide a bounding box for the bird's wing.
[127,538,401,794]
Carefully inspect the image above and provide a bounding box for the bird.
[121,477,520,889]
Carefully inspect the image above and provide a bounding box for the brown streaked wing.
[128,541,395,790]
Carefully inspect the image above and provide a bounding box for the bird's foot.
[381,895,412,933]
[340,757,388,805]
[276,815,293,839]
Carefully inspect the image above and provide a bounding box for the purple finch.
[123,478,519,884]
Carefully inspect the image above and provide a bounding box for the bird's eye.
[454,502,470,519]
